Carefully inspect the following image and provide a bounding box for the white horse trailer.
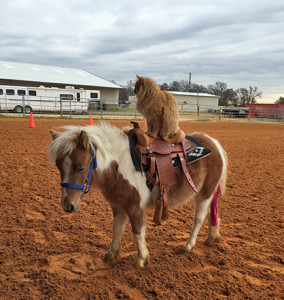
[0,85,100,113]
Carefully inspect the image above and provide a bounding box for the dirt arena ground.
[0,117,283,299]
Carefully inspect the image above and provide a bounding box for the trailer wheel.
[24,106,32,114]
[14,105,23,113]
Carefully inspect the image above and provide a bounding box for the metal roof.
[0,60,121,89]
[169,91,219,98]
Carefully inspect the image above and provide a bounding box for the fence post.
[4,93,7,113]
[40,96,43,117]
[197,104,200,120]
[22,95,26,116]
[60,98,63,118]
[219,108,221,120]
[100,100,103,119]
[197,92,199,120]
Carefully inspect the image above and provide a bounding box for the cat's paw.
[146,131,157,138]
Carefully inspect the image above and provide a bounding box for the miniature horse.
[48,122,227,268]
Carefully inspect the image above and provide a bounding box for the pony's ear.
[136,75,141,80]
[50,129,60,140]
[78,130,90,150]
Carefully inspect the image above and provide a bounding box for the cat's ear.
[136,75,141,80]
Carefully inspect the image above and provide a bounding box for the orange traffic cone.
[29,112,35,128]
[144,119,147,129]
[88,115,93,126]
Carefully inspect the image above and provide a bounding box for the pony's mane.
[48,122,124,162]
[48,126,80,161]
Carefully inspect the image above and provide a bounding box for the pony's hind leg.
[205,216,221,246]
[104,208,128,263]
[184,196,212,252]
[206,186,221,246]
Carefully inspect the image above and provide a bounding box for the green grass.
[88,108,136,113]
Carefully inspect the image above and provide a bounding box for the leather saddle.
[128,122,198,225]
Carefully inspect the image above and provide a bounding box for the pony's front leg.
[184,196,212,252]
[104,208,127,263]
[128,207,149,268]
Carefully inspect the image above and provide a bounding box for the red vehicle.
[246,104,284,119]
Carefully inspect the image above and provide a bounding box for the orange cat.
[134,75,179,140]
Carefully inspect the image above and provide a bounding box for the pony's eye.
[78,167,85,172]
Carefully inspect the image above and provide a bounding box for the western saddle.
[128,122,198,225]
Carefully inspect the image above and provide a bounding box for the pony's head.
[48,128,96,213]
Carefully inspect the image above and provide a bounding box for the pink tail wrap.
[210,185,221,226]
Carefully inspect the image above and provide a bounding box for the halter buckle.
[83,183,90,193]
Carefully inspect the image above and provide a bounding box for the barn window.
[18,90,26,96]
[90,93,98,98]
[0,89,3,95]
[29,90,37,96]
[6,89,15,95]
[60,94,73,101]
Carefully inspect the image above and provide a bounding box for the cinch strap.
[60,148,97,194]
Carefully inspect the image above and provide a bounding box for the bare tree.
[119,88,128,105]
[126,80,134,96]
[207,81,230,106]
[237,86,262,106]
[275,96,284,104]
[169,81,181,91]
[190,83,209,94]
[222,88,238,106]
[179,80,190,92]
[208,81,227,95]
[160,83,170,90]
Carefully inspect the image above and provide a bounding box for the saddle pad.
[173,135,212,167]
[128,135,211,172]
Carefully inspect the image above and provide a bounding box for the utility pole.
[188,72,191,91]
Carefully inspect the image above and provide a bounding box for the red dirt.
[0,118,283,299]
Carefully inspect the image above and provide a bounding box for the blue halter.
[60,148,97,194]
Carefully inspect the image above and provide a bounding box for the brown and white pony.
[48,122,227,268]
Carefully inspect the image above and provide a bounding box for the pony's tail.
[209,135,228,196]
[219,145,228,196]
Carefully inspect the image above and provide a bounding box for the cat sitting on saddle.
[134,75,180,141]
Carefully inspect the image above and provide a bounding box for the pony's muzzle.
[61,195,81,213]
[67,204,75,213]
[62,201,80,213]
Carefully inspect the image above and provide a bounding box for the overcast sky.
[1,0,284,102]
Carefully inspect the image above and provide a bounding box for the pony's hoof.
[103,250,119,263]
[136,255,150,268]
[184,243,194,253]
[205,235,220,247]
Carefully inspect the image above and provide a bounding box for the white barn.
[0,61,122,106]
[169,91,219,112]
